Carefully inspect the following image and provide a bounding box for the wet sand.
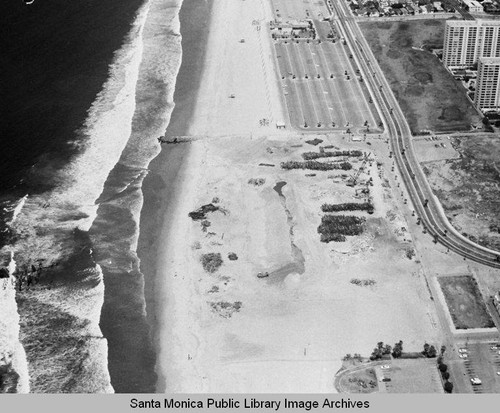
[137,0,213,392]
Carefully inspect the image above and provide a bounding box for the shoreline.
[140,0,292,392]
[138,0,214,392]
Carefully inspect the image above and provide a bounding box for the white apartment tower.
[474,57,500,111]
[443,20,500,68]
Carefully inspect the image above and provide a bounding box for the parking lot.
[275,39,378,131]
[458,341,500,393]
[270,0,380,132]
[375,359,443,393]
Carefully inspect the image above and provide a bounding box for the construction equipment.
[347,152,371,187]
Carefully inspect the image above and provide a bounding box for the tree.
[439,363,448,373]
[370,347,383,361]
[440,345,446,356]
[482,116,494,132]
[442,372,450,381]
[423,343,437,358]
[427,345,437,358]
[392,340,403,358]
[444,381,453,393]
[383,344,392,355]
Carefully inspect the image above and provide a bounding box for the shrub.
[399,352,425,359]
[350,278,376,287]
[405,248,416,260]
[228,252,238,261]
[317,215,365,243]
[302,150,363,160]
[281,160,352,171]
[189,203,221,221]
[0,362,20,393]
[248,178,265,186]
[444,381,453,393]
[321,202,373,213]
[201,220,211,232]
[200,253,223,273]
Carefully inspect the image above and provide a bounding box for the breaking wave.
[1,0,185,392]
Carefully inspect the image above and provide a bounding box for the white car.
[459,353,468,359]
[380,365,391,370]
[490,346,498,350]
[470,378,482,385]
[497,372,500,376]
[458,348,468,353]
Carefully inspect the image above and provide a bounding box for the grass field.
[438,275,495,330]
[360,20,481,134]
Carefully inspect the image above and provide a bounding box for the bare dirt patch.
[438,275,494,329]
[360,20,481,134]
[422,134,500,251]
[166,135,440,392]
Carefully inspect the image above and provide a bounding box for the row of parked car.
[459,344,500,386]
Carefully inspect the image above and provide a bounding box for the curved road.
[328,0,500,268]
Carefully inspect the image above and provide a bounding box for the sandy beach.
[139,0,442,393]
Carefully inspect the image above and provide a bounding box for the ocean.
[0,0,190,392]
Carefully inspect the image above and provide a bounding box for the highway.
[327,0,500,268]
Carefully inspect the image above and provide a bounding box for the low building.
[406,3,416,13]
[464,0,484,13]
[433,1,444,11]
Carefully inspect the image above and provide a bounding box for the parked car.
[471,377,482,385]
[458,348,468,353]
[380,365,390,370]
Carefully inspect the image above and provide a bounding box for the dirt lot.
[360,20,481,134]
[438,275,494,330]
[159,134,441,392]
[422,134,500,251]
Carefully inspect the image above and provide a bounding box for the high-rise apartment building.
[443,20,500,68]
[474,57,500,110]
